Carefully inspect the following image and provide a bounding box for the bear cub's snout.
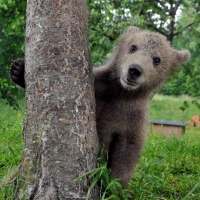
[128,64,143,80]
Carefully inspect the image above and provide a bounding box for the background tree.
[159,0,200,96]
[16,0,99,199]
[88,0,199,62]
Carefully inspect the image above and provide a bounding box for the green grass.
[0,99,24,199]
[0,95,200,199]
[150,94,200,122]
[131,127,200,199]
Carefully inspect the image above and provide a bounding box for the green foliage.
[0,0,26,106]
[88,0,132,66]
[160,0,200,97]
[0,78,24,110]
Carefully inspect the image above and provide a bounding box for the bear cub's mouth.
[122,76,139,87]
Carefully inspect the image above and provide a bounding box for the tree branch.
[174,20,200,36]
[174,0,182,14]
[157,0,168,9]
[91,28,116,41]
[145,22,167,36]
[145,12,167,36]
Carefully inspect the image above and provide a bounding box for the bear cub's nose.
[128,64,143,80]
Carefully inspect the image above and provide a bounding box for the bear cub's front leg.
[107,132,143,184]
[10,59,25,88]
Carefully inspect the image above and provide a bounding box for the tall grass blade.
[182,182,200,200]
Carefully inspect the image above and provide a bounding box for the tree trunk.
[16,0,99,199]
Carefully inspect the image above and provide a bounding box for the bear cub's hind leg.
[10,59,25,88]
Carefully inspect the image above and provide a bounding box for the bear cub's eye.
[130,45,137,53]
[153,57,161,65]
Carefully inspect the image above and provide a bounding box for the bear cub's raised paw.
[10,59,25,88]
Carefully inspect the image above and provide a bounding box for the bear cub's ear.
[176,49,191,64]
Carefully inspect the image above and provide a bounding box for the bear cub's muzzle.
[126,64,143,86]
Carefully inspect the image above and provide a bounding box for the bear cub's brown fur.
[10,26,190,183]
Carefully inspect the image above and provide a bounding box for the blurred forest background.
[0,0,199,109]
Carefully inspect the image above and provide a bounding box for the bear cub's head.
[115,26,190,91]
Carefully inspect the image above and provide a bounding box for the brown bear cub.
[10,26,190,183]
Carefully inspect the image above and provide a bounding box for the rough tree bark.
[16,0,99,199]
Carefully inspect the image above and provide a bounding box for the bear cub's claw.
[10,59,25,88]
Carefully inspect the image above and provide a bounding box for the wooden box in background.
[150,120,186,138]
